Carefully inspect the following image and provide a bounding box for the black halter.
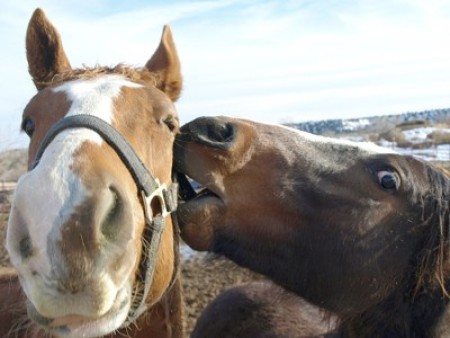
[32,114,178,325]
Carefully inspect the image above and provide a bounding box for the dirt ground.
[0,189,12,268]
[0,187,263,336]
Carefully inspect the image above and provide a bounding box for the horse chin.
[177,192,225,251]
[27,286,131,338]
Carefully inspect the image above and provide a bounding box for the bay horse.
[2,8,183,338]
[174,116,450,337]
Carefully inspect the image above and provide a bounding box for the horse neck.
[338,277,450,338]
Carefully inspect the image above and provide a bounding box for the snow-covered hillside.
[288,108,450,135]
[287,108,450,163]
[378,127,450,162]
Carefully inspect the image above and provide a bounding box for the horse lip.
[26,287,130,334]
[176,191,225,234]
[27,301,54,327]
[194,187,221,202]
[48,314,91,329]
[26,302,95,329]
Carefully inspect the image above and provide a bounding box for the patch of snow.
[396,144,450,162]
[342,135,367,142]
[377,139,450,162]
[342,119,371,131]
[402,127,434,143]
[180,243,197,260]
[402,127,450,144]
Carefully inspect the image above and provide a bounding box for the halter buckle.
[141,179,170,226]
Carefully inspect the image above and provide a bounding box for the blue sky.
[1,0,450,149]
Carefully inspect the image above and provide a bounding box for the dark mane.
[341,162,450,337]
[36,64,160,89]
[417,163,450,296]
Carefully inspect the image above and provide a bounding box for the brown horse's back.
[191,281,338,338]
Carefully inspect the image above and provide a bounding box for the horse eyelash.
[163,117,177,132]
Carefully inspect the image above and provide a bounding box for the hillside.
[286,108,450,135]
[287,108,450,165]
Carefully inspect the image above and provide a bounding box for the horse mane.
[340,162,450,337]
[36,64,161,89]
[416,164,450,296]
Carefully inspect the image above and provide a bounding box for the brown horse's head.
[174,116,450,326]
[6,8,181,337]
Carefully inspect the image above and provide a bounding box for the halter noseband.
[32,114,178,325]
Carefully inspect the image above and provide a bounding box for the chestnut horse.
[174,116,450,337]
[2,8,183,338]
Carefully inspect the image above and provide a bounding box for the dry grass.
[0,149,27,182]
[379,128,410,147]
[0,189,13,267]
[428,130,450,145]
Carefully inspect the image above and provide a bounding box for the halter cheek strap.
[33,114,178,325]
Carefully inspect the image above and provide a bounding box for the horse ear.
[26,8,72,90]
[145,25,182,102]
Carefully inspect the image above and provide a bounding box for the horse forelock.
[38,64,160,90]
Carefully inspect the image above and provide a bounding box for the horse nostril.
[101,185,124,242]
[19,236,33,259]
[206,122,235,144]
[189,117,236,150]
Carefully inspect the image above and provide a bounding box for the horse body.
[174,116,450,337]
[191,281,337,338]
[3,8,183,337]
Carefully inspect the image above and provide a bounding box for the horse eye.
[377,170,399,191]
[163,116,178,133]
[22,118,35,137]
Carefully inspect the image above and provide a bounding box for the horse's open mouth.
[174,172,225,233]
[175,172,221,204]
[174,172,225,250]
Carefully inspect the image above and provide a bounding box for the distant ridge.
[285,108,450,135]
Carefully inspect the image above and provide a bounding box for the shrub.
[379,128,410,147]
[428,130,450,145]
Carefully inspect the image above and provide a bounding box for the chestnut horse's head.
[174,116,450,321]
[6,8,181,337]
